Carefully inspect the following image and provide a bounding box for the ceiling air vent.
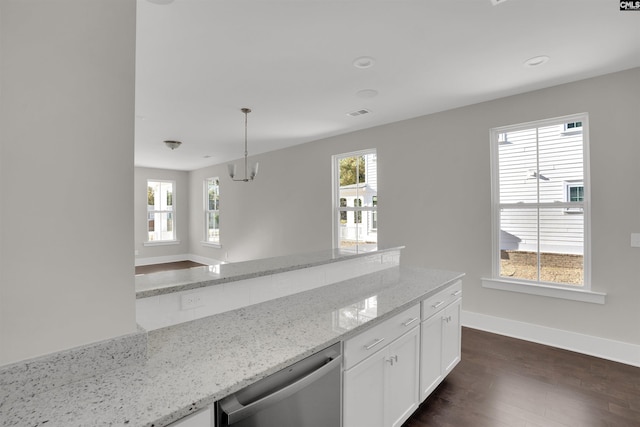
[347,109,371,117]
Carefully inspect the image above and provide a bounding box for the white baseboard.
[462,310,640,368]
[135,253,224,267]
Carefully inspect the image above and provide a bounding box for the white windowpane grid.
[205,177,220,244]
[147,180,175,242]
[335,150,377,251]
[494,115,588,288]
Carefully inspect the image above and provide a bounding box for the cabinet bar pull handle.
[452,290,462,296]
[432,301,445,309]
[402,317,419,327]
[364,338,385,350]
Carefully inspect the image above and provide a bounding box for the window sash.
[333,149,377,250]
[147,180,176,242]
[205,177,220,244]
[490,113,590,289]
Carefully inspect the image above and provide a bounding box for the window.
[340,198,347,223]
[371,196,378,230]
[566,183,584,202]
[205,177,220,245]
[333,149,377,252]
[354,198,362,224]
[489,114,590,288]
[147,180,175,242]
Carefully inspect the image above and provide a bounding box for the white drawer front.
[421,280,462,320]
[344,304,420,370]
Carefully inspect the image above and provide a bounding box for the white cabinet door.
[344,326,420,427]
[168,406,213,427]
[387,327,420,427]
[419,296,462,403]
[419,311,444,402]
[343,348,386,427]
[441,298,461,375]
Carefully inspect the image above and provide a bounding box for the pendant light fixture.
[228,108,259,182]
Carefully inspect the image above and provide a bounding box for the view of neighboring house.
[498,120,585,255]
[495,118,586,285]
[337,152,378,249]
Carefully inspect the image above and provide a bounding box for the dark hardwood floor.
[403,327,640,427]
[134,260,206,275]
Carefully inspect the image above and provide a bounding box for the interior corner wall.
[134,167,190,264]
[189,68,640,348]
[0,0,138,365]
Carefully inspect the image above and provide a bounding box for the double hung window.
[205,177,220,245]
[333,149,378,252]
[147,180,175,242]
[489,114,590,288]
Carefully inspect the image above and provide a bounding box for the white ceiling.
[135,0,640,171]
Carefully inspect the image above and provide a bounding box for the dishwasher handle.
[219,354,342,425]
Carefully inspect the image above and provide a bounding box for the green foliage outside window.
[339,156,365,186]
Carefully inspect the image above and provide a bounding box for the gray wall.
[0,0,137,365]
[134,167,190,262]
[188,68,640,346]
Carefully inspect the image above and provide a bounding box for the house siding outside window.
[333,149,377,252]
[489,113,590,288]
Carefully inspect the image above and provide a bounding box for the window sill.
[201,241,221,248]
[481,278,606,304]
[143,240,180,247]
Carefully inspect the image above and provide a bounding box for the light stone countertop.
[3,266,463,427]
[135,247,404,298]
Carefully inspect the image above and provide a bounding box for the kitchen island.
[1,250,463,427]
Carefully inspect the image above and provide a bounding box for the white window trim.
[564,180,584,214]
[331,149,377,250]
[485,113,602,302]
[481,278,605,304]
[204,177,221,246]
[201,241,221,249]
[143,240,181,247]
[146,179,177,243]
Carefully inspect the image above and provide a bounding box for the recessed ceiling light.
[490,0,509,6]
[353,56,375,69]
[356,89,379,98]
[523,55,550,68]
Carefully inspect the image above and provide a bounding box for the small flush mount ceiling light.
[228,108,259,182]
[164,140,182,150]
[523,55,550,68]
[353,56,376,69]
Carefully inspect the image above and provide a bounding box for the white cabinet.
[343,304,420,427]
[168,406,214,427]
[419,281,462,402]
[343,346,386,427]
[441,299,461,376]
[387,327,420,427]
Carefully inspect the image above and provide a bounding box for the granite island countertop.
[135,247,404,298]
[3,266,463,427]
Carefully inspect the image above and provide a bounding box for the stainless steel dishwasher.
[217,342,342,427]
